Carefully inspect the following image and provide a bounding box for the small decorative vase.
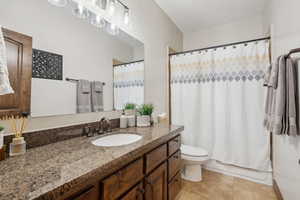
[137,115,151,127]
[0,130,4,149]
[124,109,136,116]
[0,130,5,161]
[9,137,26,157]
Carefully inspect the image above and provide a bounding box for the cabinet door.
[0,28,32,117]
[120,183,144,200]
[168,172,181,200]
[145,162,167,200]
[102,158,144,200]
[168,150,182,181]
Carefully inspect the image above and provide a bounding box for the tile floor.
[177,169,277,200]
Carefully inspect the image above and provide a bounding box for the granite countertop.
[0,124,183,200]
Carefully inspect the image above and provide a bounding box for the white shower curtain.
[114,61,144,110]
[171,40,271,171]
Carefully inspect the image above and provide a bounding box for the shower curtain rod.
[113,59,144,67]
[169,36,271,56]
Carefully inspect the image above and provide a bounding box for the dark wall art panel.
[32,49,63,80]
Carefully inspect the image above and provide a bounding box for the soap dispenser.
[120,111,128,129]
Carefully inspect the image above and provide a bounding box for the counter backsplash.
[3,118,120,152]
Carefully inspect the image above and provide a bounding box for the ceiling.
[154,0,269,33]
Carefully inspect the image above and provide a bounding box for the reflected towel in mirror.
[91,81,103,112]
[0,26,14,95]
[77,79,91,113]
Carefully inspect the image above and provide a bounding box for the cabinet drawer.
[168,136,181,156]
[120,182,144,200]
[168,150,182,181]
[102,158,144,200]
[168,172,181,200]
[146,144,167,173]
[65,185,99,200]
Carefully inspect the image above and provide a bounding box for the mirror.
[0,1,144,118]
[31,26,144,117]
[0,0,144,117]
[113,32,144,110]
[30,31,144,117]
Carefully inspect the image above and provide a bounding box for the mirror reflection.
[113,59,144,110]
[0,0,144,118]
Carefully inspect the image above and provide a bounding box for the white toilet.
[181,144,209,182]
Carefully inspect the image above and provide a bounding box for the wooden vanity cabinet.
[64,135,182,200]
[145,162,168,200]
[102,158,144,200]
[65,184,100,200]
[168,172,181,200]
[119,182,144,200]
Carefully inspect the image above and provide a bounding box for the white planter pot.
[124,109,136,116]
[127,116,136,127]
[137,115,151,127]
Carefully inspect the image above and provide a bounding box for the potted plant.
[124,103,136,116]
[137,104,154,127]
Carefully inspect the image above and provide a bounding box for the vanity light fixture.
[73,3,89,19]
[47,0,129,36]
[48,0,68,7]
[108,0,116,16]
[124,8,129,25]
[90,14,106,28]
[107,23,119,35]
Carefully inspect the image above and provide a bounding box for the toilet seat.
[181,144,208,157]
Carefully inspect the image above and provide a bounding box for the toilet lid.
[181,145,208,157]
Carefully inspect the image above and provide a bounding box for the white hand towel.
[0,26,14,95]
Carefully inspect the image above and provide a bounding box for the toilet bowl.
[181,144,209,182]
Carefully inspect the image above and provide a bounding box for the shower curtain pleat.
[171,40,272,172]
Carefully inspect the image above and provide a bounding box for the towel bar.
[66,78,105,85]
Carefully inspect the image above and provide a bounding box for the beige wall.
[264,0,300,199]
[183,15,267,50]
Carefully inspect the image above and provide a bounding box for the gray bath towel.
[263,57,281,130]
[264,55,299,135]
[91,81,103,112]
[285,58,298,136]
[77,79,91,113]
[273,56,287,135]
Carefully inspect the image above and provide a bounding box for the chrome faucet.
[99,117,112,134]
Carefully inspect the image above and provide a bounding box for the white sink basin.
[92,133,142,147]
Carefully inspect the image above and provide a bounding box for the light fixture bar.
[116,0,128,10]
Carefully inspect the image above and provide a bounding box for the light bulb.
[90,15,106,28]
[124,8,129,25]
[73,3,89,19]
[101,0,108,9]
[48,0,68,7]
[108,0,115,16]
[107,23,119,35]
[91,0,98,6]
